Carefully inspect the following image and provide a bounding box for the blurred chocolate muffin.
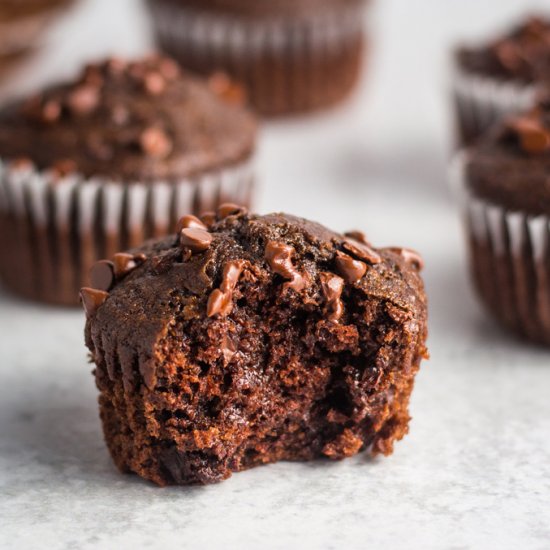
[0,55,257,305]
[453,15,550,145]
[453,96,550,345]
[146,0,370,116]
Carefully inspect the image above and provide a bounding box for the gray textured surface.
[1,0,550,548]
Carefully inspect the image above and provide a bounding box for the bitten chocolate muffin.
[453,16,550,145]
[82,206,428,486]
[0,55,256,305]
[454,97,550,345]
[147,0,369,116]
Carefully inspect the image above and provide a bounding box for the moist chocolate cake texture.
[82,207,428,486]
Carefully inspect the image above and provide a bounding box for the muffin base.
[0,160,255,305]
[452,65,536,146]
[454,155,550,345]
[89,271,426,486]
[149,2,366,116]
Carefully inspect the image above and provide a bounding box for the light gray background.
[1,1,550,549]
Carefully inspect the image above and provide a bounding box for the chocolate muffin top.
[82,207,426,390]
[152,0,364,18]
[466,97,550,215]
[0,56,256,182]
[457,16,550,84]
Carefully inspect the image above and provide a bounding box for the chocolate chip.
[139,127,172,159]
[390,247,424,271]
[217,203,247,220]
[90,260,115,291]
[67,85,100,115]
[10,158,34,171]
[176,215,207,233]
[342,238,382,265]
[106,57,127,76]
[507,115,550,154]
[51,159,77,177]
[41,100,61,123]
[207,289,231,318]
[82,64,104,87]
[111,104,130,125]
[180,228,213,252]
[80,287,109,317]
[207,260,246,318]
[265,241,309,292]
[143,72,166,95]
[158,58,180,80]
[113,252,146,278]
[320,272,345,322]
[334,251,367,283]
[344,230,370,245]
[208,72,246,106]
[200,211,217,228]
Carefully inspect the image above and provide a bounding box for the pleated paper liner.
[0,158,254,305]
[452,64,537,146]
[452,153,550,345]
[148,1,366,116]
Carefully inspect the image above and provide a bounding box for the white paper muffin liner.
[148,1,366,114]
[451,152,550,344]
[451,64,537,145]
[0,158,255,305]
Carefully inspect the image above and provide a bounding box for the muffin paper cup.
[0,158,255,305]
[451,153,550,344]
[451,64,537,145]
[148,1,366,115]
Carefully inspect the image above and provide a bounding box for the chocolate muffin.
[453,97,550,345]
[0,56,256,305]
[82,206,428,486]
[146,0,369,116]
[453,15,550,145]
[0,0,72,58]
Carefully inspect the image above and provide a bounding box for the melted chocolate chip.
[389,248,425,271]
[80,287,109,317]
[334,251,367,283]
[217,203,247,220]
[207,260,246,318]
[90,260,115,292]
[320,272,345,322]
[143,72,166,96]
[113,252,146,279]
[176,215,207,233]
[505,113,550,154]
[344,230,370,245]
[265,241,309,292]
[342,238,382,264]
[67,85,100,116]
[180,228,213,253]
[139,127,172,159]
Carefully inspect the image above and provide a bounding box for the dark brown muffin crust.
[83,208,428,486]
[0,56,256,182]
[457,16,550,84]
[466,99,550,215]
